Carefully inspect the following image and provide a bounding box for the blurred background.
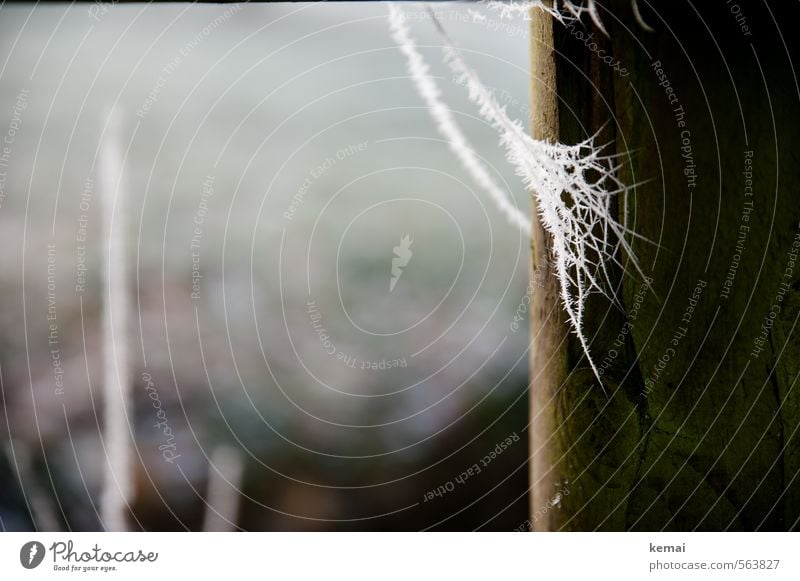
[0,2,535,531]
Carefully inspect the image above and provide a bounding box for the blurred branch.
[202,446,244,532]
[99,109,133,532]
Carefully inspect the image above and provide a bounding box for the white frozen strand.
[483,0,654,35]
[482,0,567,23]
[631,0,655,32]
[586,0,609,35]
[387,4,532,237]
[435,19,635,384]
[481,0,595,25]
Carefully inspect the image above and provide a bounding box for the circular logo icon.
[19,541,45,569]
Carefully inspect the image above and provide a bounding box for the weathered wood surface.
[532,0,800,531]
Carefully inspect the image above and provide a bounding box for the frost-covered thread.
[390,4,642,384]
[482,0,654,35]
[387,4,531,237]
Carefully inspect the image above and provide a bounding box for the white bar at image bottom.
[0,532,796,580]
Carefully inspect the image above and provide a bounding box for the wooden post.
[528,3,568,532]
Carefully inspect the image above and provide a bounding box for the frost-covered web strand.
[481,0,567,22]
[387,4,532,237]
[429,9,639,383]
[482,0,654,35]
[630,0,655,32]
[482,0,599,29]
